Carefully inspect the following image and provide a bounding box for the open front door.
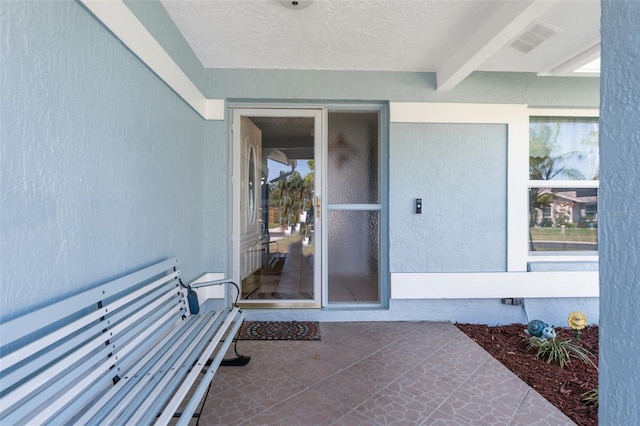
[232,109,322,308]
[237,117,263,288]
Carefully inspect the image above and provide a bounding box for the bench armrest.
[189,278,236,289]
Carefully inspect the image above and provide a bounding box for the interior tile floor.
[197,321,574,425]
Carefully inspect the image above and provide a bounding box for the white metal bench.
[0,258,248,425]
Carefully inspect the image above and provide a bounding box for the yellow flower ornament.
[568,311,587,330]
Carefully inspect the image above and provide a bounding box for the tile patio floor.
[198,322,574,425]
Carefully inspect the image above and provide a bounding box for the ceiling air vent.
[509,20,561,54]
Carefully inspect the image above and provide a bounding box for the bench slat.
[1,278,182,395]
[0,269,180,372]
[112,311,229,425]
[3,277,180,392]
[0,258,179,348]
[49,302,187,424]
[0,277,182,409]
[2,299,185,425]
[72,309,223,425]
[164,307,245,426]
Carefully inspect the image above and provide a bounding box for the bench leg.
[219,335,251,367]
[220,355,251,366]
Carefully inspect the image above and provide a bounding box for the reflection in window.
[529,187,598,252]
[529,117,599,181]
[248,145,256,223]
[529,116,599,254]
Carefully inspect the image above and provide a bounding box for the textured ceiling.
[162,0,502,72]
[161,0,600,85]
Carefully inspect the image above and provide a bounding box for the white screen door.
[232,109,322,308]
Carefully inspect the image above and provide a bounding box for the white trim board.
[189,273,225,300]
[390,102,528,124]
[79,0,224,120]
[529,180,600,189]
[391,271,599,299]
[528,108,599,117]
[390,102,530,272]
[436,1,555,91]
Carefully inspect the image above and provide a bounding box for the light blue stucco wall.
[0,1,210,321]
[600,0,640,423]
[390,123,507,272]
[121,2,230,274]
[0,0,605,327]
[202,120,230,274]
[205,68,599,107]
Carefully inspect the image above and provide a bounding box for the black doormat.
[237,321,320,340]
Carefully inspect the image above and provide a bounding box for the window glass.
[327,112,379,204]
[529,187,598,252]
[529,116,598,254]
[248,145,256,222]
[327,210,380,303]
[529,117,599,180]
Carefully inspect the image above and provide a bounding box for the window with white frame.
[528,115,599,254]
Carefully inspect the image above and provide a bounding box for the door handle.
[316,196,321,218]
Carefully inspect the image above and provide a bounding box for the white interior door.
[238,117,263,283]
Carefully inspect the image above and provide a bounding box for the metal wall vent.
[509,20,561,54]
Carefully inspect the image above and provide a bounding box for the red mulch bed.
[456,323,598,426]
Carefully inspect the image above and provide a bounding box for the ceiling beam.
[537,38,601,76]
[436,0,556,91]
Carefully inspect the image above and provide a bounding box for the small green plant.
[581,388,599,406]
[524,336,595,369]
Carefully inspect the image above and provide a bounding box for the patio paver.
[197,322,574,425]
